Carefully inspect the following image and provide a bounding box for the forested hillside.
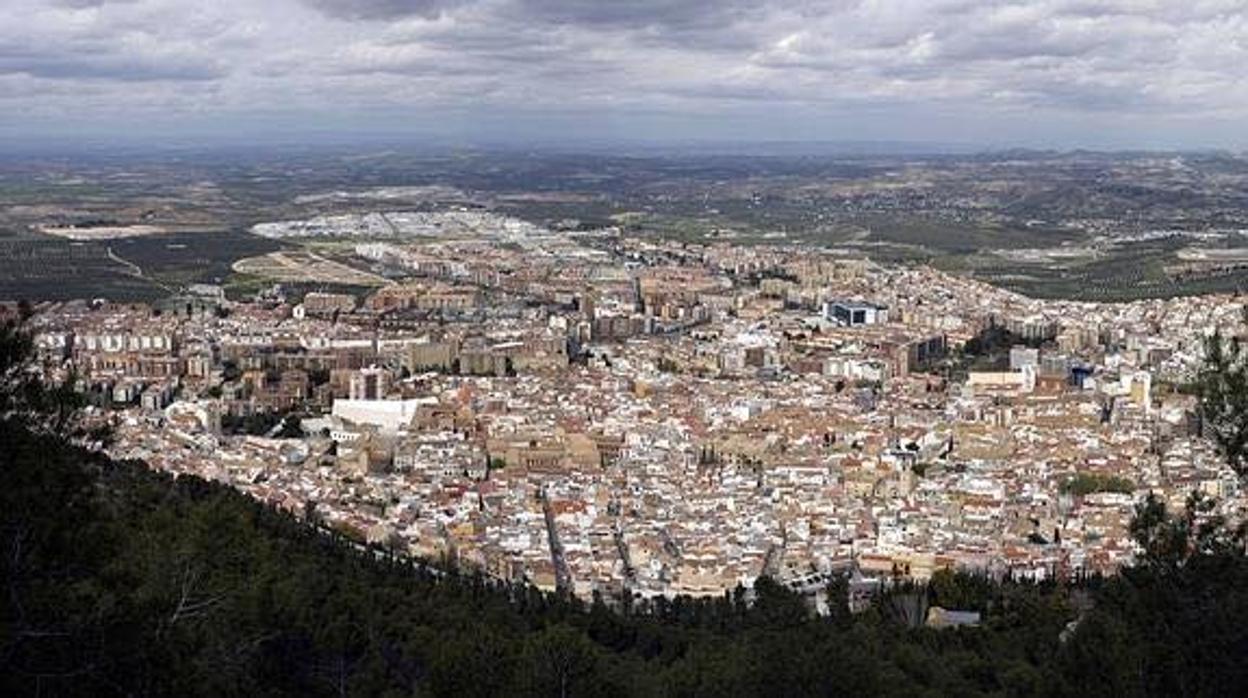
[3,318,1248,697]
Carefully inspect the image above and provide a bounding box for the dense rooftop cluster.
[18,221,1248,605]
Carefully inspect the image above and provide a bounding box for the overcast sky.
[1,0,1246,149]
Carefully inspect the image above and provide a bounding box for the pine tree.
[1198,330,1248,475]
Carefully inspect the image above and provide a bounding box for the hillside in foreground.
[3,319,1248,696]
[6,422,1248,696]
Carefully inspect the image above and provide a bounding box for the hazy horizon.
[5,133,1246,160]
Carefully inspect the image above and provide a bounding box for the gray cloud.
[51,0,140,7]
[2,0,1247,147]
[509,0,761,31]
[299,0,762,29]
[0,56,222,81]
[299,0,462,20]
[0,41,225,81]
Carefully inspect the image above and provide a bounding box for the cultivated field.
[232,250,389,286]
